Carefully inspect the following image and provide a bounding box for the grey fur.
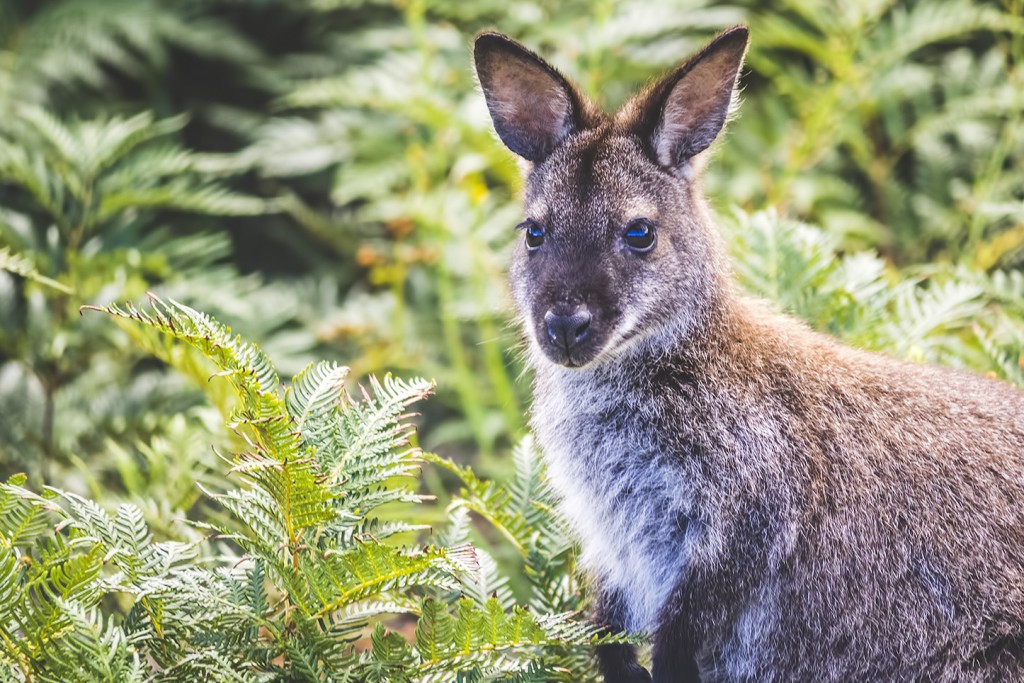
[474,26,1024,683]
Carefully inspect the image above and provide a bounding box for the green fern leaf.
[415,597,456,664]
[0,248,72,294]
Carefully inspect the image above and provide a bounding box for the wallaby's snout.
[543,303,592,364]
[528,252,619,368]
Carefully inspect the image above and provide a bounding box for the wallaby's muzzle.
[542,303,593,366]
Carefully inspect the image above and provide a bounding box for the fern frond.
[0,475,50,546]
[460,548,515,611]
[872,0,1023,70]
[976,324,1024,386]
[35,602,142,683]
[310,542,466,619]
[328,594,423,631]
[17,107,186,179]
[0,248,72,294]
[426,438,566,560]
[330,374,433,476]
[99,185,271,221]
[230,451,336,540]
[408,596,637,680]
[287,361,349,449]
[880,277,986,361]
[3,0,257,107]
[87,296,287,453]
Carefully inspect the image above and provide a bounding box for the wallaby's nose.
[544,305,592,352]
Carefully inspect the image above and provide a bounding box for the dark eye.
[624,219,656,251]
[520,220,545,250]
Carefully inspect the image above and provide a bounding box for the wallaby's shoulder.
[703,296,1024,477]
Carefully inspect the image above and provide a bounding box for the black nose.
[544,305,592,352]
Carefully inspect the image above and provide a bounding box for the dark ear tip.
[716,24,750,49]
[473,31,519,55]
[474,31,503,45]
[473,31,532,73]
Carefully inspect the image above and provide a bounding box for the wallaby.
[473,25,1024,683]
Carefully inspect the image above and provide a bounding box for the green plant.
[0,297,631,681]
[715,0,1024,264]
[1,4,1022,677]
[725,208,1024,381]
[8,0,1017,466]
[0,0,258,114]
[0,105,269,487]
[239,0,1023,460]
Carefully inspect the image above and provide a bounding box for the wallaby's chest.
[531,377,698,632]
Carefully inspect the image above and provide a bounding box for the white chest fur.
[531,370,692,632]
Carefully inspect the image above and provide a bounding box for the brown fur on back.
[668,298,1024,680]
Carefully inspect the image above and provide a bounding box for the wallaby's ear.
[474,32,586,162]
[635,25,749,171]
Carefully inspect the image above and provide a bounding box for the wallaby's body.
[474,27,1024,682]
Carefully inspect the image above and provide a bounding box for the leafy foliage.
[229,0,1023,455]
[0,300,627,681]
[719,0,1024,264]
[0,99,273,497]
[1,2,1023,679]
[726,209,1024,378]
[0,0,258,112]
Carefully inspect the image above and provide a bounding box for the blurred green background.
[1,0,1022,538]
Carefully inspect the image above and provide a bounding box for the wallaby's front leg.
[597,641,652,683]
[650,626,700,683]
[649,584,700,683]
[593,589,652,683]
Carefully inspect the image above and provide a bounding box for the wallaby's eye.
[624,219,656,251]
[520,220,545,250]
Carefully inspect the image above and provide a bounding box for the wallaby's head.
[474,27,748,368]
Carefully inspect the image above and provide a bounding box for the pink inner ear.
[486,56,573,155]
[649,34,747,168]
[653,77,728,167]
